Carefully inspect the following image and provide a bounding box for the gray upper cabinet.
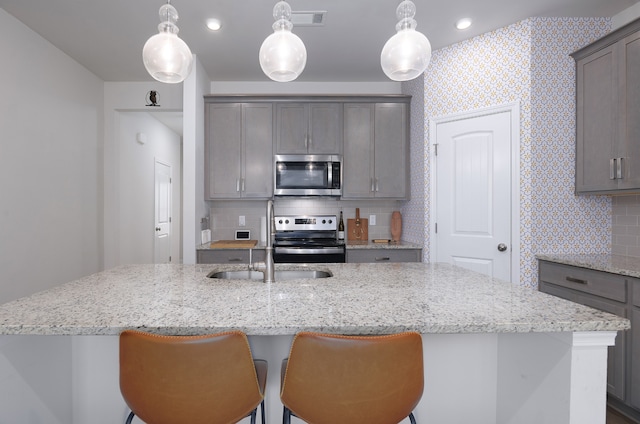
[342,102,409,199]
[205,103,273,199]
[276,103,342,154]
[573,18,640,194]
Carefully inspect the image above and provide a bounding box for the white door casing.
[430,103,520,284]
[154,159,172,263]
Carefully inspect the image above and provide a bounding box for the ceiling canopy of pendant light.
[142,1,193,84]
[259,1,307,82]
[381,0,432,82]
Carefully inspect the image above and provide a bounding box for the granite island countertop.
[0,262,629,336]
[537,253,640,279]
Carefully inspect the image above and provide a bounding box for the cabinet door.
[632,306,640,409]
[242,104,273,198]
[346,249,421,263]
[206,103,242,199]
[342,104,375,198]
[374,103,408,198]
[309,103,342,154]
[575,44,618,193]
[618,32,640,189]
[276,103,308,154]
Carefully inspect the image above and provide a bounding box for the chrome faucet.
[249,200,275,283]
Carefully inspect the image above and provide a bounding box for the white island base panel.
[0,331,616,424]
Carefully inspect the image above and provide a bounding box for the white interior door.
[154,160,171,263]
[434,109,513,282]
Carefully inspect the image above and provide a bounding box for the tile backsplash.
[613,195,640,257]
[208,199,404,242]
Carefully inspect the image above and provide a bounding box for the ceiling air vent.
[291,11,327,26]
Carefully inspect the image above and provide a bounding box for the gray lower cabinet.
[205,103,273,199]
[197,249,265,264]
[633,282,640,411]
[342,103,409,199]
[573,18,640,194]
[538,260,640,421]
[347,248,421,263]
[276,103,342,154]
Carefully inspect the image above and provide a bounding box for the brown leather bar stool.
[280,331,424,424]
[119,330,267,424]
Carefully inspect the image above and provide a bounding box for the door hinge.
[434,144,438,156]
[169,256,172,262]
[435,223,437,234]
[169,217,172,223]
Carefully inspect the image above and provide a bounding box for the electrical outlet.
[239,215,246,226]
[369,215,376,225]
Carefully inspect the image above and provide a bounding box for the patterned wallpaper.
[400,75,426,255]
[406,17,612,288]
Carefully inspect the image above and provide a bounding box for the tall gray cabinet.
[573,18,640,194]
[205,102,273,199]
[342,102,409,199]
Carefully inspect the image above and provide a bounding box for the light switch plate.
[369,215,376,225]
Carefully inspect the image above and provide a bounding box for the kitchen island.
[0,262,630,424]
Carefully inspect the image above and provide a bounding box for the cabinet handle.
[375,257,391,262]
[610,158,616,180]
[241,178,245,192]
[565,276,587,284]
[375,178,379,192]
[371,178,375,192]
[228,258,244,262]
[617,157,623,180]
[305,134,308,149]
[236,179,240,192]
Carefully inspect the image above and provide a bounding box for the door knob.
[155,227,161,231]
[497,243,507,252]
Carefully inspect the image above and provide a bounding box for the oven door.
[274,246,346,263]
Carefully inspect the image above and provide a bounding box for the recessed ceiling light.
[455,18,472,30]
[206,18,222,31]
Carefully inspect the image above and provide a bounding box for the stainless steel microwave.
[274,154,342,197]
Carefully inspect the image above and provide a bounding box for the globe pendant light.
[142,1,193,84]
[381,0,431,81]
[259,1,307,82]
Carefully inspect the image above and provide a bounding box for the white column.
[569,331,618,424]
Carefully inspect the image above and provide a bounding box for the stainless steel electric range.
[273,215,346,263]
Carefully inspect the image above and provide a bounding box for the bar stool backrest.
[119,330,264,424]
[281,331,424,424]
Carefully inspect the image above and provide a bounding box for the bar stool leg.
[125,411,135,424]
[283,406,292,424]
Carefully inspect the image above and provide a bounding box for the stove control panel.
[275,215,337,231]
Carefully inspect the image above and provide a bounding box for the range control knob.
[278,219,283,224]
[285,219,290,224]
[322,219,327,224]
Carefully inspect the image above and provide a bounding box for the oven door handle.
[275,247,345,255]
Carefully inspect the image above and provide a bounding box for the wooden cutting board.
[347,208,368,241]
[210,240,257,248]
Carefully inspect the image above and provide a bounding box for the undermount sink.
[207,269,332,281]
